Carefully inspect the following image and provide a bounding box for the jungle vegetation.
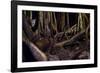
[22,11,90,62]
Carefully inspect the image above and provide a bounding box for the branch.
[54,26,89,47]
[22,31,48,61]
[29,42,48,61]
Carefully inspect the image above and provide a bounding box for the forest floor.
[45,39,90,61]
